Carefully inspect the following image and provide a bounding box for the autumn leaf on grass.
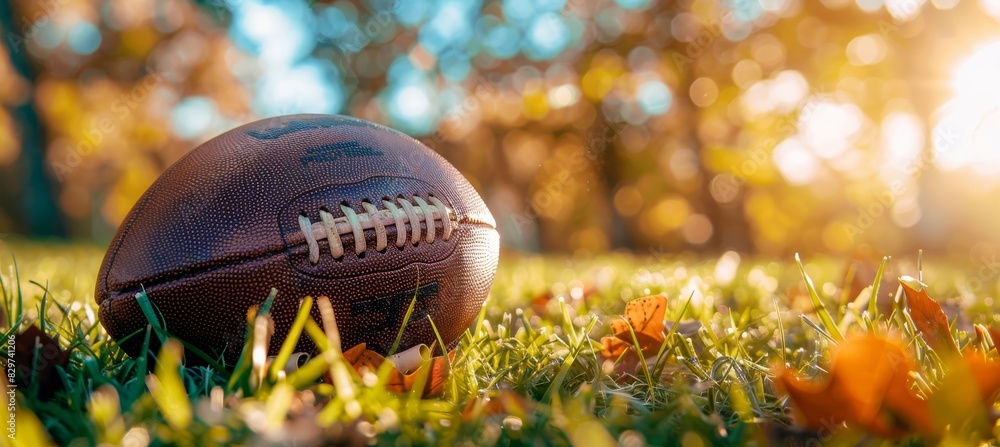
[599,295,703,377]
[13,325,71,400]
[773,335,933,439]
[612,294,668,346]
[961,354,1000,408]
[334,343,454,398]
[899,276,960,355]
[600,295,667,370]
[928,353,1000,439]
[977,326,1000,352]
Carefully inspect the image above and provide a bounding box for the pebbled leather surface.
[96,114,500,366]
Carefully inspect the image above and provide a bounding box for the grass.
[0,239,997,446]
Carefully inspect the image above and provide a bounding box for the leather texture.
[96,114,500,366]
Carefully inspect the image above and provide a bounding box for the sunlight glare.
[773,136,820,185]
[739,70,808,117]
[934,41,1000,175]
[886,0,928,21]
[798,98,864,159]
[880,111,924,182]
[981,0,1000,21]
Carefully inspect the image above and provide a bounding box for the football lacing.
[298,196,454,264]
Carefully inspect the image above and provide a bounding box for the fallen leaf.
[600,296,704,378]
[899,277,959,355]
[13,325,71,400]
[332,343,454,398]
[602,295,668,352]
[773,335,933,439]
[403,351,453,397]
[983,326,1000,353]
[610,294,667,346]
[342,343,367,364]
[772,366,857,434]
[600,295,668,374]
[927,352,1000,440]
[963,354,1000,406]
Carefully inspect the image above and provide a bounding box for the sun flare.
[934,41,1000,175]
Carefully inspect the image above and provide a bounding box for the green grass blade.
[868,256,889,320]
[12,256,23,332]
[135,289,166,345]
[388,276,421,356]
[839,261,856,306]
[268,296,313,381]
[794,253,844,342]
[773,295,786,365]
[426,315,451,370]
[228,288,278,392]
[799,315,836,344]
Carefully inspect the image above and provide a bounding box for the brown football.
[96,114,500,366]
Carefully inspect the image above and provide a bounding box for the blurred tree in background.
[2,0,1000,257]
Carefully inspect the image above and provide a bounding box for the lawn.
[2,239,998,446]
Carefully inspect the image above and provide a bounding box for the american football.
[95,114,500,365]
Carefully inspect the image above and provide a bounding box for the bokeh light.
[935,41,1000,175]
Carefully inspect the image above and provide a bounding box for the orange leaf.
[336,344,454,398]
[600,295,669,375]
[403,351,455,398]
[612,295,668,347]
[773,366,857,432]
[964,354,1000,406]
[599,335,630,358]
[984,326,1000,353]
[899,277,959,355]
[773,335,933,439]
[599,336,643,378]
[342,343,367,364]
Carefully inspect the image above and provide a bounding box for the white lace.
[297,196,454,264]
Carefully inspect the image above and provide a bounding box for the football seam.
[101,221,497,302]
[99,191,155,304]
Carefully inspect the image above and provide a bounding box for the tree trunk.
[0,0,66,237]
